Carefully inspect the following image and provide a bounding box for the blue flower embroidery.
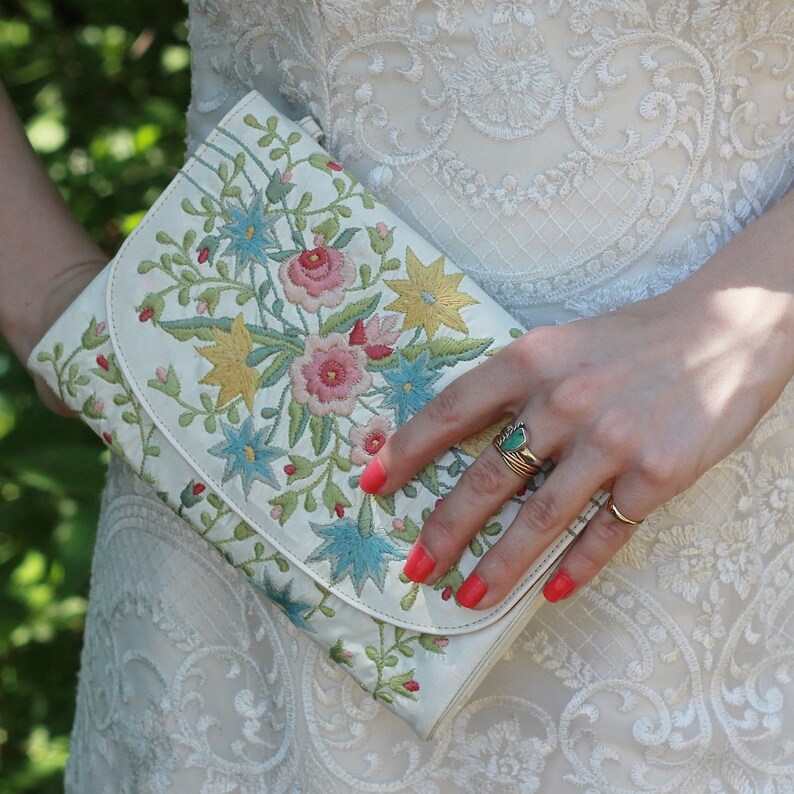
[307,518,403,597]
[381,350,442,425]
[209,417,284,497]
[251,575,316,633]
[219,191,278,275]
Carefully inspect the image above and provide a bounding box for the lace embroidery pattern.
[188,0,794,324]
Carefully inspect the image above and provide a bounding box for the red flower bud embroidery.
[284,464,297,476]
[102,432,113,445]
[95,321,106,336]
[349,319,366,346]
[334,503,345,518]
[403,680,420,692]
[441,586,453,601]
[364,344,393,360]
[327,161,343,172]
[197,247,210,264]
[192,483,206,496]
[96,355,109,371]
[139,307,154,323]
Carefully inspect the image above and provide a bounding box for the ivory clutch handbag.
[29,91,605,740]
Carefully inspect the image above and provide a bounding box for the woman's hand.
[359,192,794,609]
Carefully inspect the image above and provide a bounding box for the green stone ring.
[492,422,545,480]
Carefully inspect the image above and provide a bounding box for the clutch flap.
[105,91,581,635]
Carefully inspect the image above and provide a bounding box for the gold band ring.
[493,422,545,479]
[606,496,643,526]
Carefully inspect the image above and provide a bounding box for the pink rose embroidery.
[349,415,392,465]
[290,333,371,416]
[279,246,355,312]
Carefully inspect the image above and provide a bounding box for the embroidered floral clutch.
[29,92,605,739]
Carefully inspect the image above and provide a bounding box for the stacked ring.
[493,422,545,479]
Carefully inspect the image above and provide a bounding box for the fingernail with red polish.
[403,543,436,583]
[456,573,488,609]
[543,571,576,603]
[359,458,387,494]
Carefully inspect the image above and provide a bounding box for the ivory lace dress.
[65,1,794,791]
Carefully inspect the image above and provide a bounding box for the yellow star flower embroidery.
[197,314,259,412]
[384,248,478,339]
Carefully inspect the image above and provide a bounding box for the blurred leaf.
[0,0,190,787]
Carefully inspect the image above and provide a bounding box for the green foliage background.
[0,1,190,789]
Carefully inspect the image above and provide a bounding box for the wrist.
[5,254,107,366]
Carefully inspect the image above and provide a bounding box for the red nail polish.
[543,571,576,603]
[456,573,488,609]
[359,458,387,494]
[403,543,435,583]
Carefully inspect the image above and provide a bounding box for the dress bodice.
[188,0,794,327]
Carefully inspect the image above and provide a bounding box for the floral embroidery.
[306,501,403,596]
[649,523,715,604]
[279,245,356,311]
[219,191,278,275]
[349,415,392,465]
[197,313,260,412]
[381,350,442,425]
[251,574,316,633]
[384,248,478,339]
[209,417,285,496]
[289,333,372,417]
[450,25,563,139]
[450,711,553,791]
[714,520,761,599]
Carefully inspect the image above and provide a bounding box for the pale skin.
[363,186,794,608]
[2,79,794,612]
[0,81,107,412]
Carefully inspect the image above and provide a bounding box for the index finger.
[358,355,519,495]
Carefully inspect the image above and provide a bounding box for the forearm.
[0,81,106,365]
[654,186,794,406]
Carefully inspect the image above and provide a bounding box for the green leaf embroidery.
[287,401,310,447]
[270,491,298,524]
[309,414,331,455]
[332,226,360,249]
[320,294,380,335]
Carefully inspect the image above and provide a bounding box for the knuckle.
[590,407,635,460]
[382,423,410,465]
[598,515,636,545]
[423,513,459,550]
[425,385,462,435]
[634,452,677,490]
[545,376,595,422]
[506,332,544,371]
[520,491,561,532]
[464,453,508,496]
[481,544,517,582]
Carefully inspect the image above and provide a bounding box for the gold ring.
[493,422,545,479]
[607,496,643,526]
